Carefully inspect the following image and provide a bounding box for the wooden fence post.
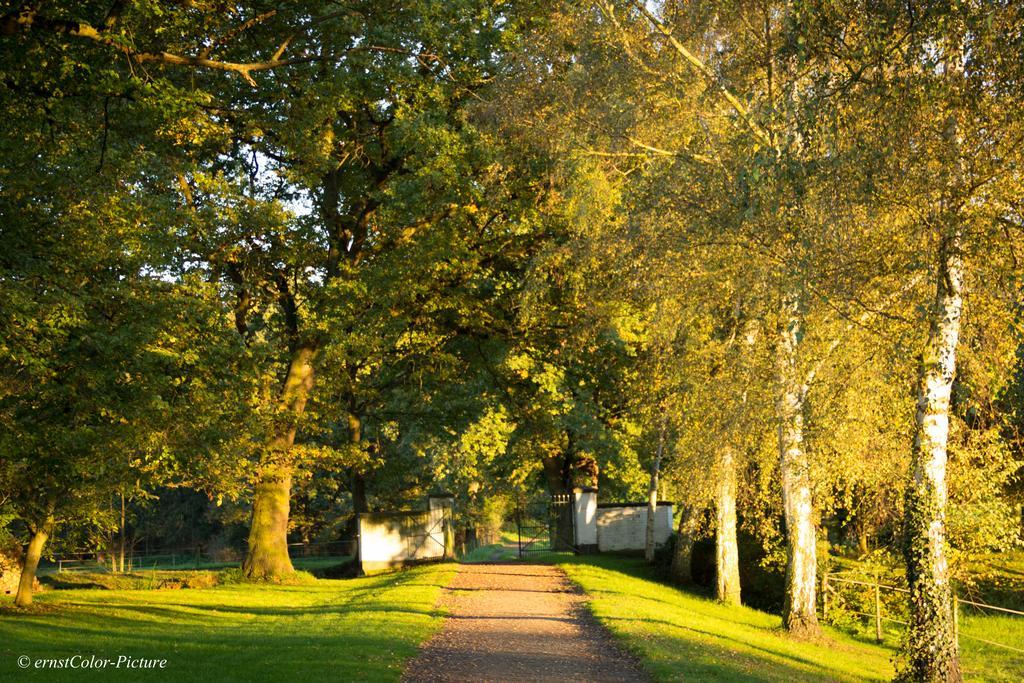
[953,595,960,649]
[822,572,829,620]
[874,582,883,643]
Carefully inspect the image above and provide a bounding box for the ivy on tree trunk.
[903,229,964,682]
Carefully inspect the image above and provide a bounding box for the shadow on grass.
[38,577,109,590]
[0,564,455,683]
[550,555,893,682]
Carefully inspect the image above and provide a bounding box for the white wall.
[358,508,447,572]
[595,505,673,552]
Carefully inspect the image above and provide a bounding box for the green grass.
[4,551,1019,681]
[37,555,353,591]
[959,612,1024,681]
[555,554,1024,682]
[43,554,353,575]
[291,555,355,572]
[558,555,894,682]
[824,551,1024,680]
[0,562,456,682]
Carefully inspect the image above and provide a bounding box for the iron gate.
[514,493,577,558]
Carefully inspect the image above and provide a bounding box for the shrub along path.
[402,563,648,682]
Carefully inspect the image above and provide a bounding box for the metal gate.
[514,493,577,558]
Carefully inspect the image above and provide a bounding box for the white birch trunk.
[904,228,963,681]
[716,445,742,605]
[776,294,819,636]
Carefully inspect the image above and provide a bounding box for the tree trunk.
[1019,505,1024,545]
[857,521,871,557]
[348,412,369,515]
[242,469,294,579]
[645,416,666,563]
[344,409,371,541]
[903,229,963,682]
[541,454,569,495]
[716,446,742,605]
[118,492,126,574]
[243,344,316,579]
[776,295,819,636]
[15,519,52,608]
[670,506,695,584]
[351,470,368,515]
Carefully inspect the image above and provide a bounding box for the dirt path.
[402,563,648,683]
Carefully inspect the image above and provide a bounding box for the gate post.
[428,493,456,558]
[573,488,599,554]
[355,512,363,575]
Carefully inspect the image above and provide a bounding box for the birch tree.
[593,0,830,633]
[897,11,1020,681]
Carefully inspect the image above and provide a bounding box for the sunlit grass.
[0,563,456,682]
[559,555,894,682]
[827,553,1024,681]
[557,554,1024,682]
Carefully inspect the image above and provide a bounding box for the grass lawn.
[556,555,894,682]
[3,552,1019,681]
[825,551,1024,680]
[0,562,456,682]
[555,554,1024,682]
[958,612,1024,681]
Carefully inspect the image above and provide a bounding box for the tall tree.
[157,1,550,577]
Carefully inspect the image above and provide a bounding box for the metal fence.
[53,539,356,573]
[822,571,1024,655]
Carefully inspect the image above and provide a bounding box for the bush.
[656,529,786,611]
[39,570,222,591]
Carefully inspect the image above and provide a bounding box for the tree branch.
[626,1,774,150]
[197,9,278,60]
[2,8,440,87]
[802,273,925,397]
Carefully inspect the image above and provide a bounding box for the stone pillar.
[573,488,599,553]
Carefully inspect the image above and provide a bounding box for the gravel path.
[402,563,648,683]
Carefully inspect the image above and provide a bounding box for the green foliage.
[40,570,221,592]
[0,4,1022,675]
